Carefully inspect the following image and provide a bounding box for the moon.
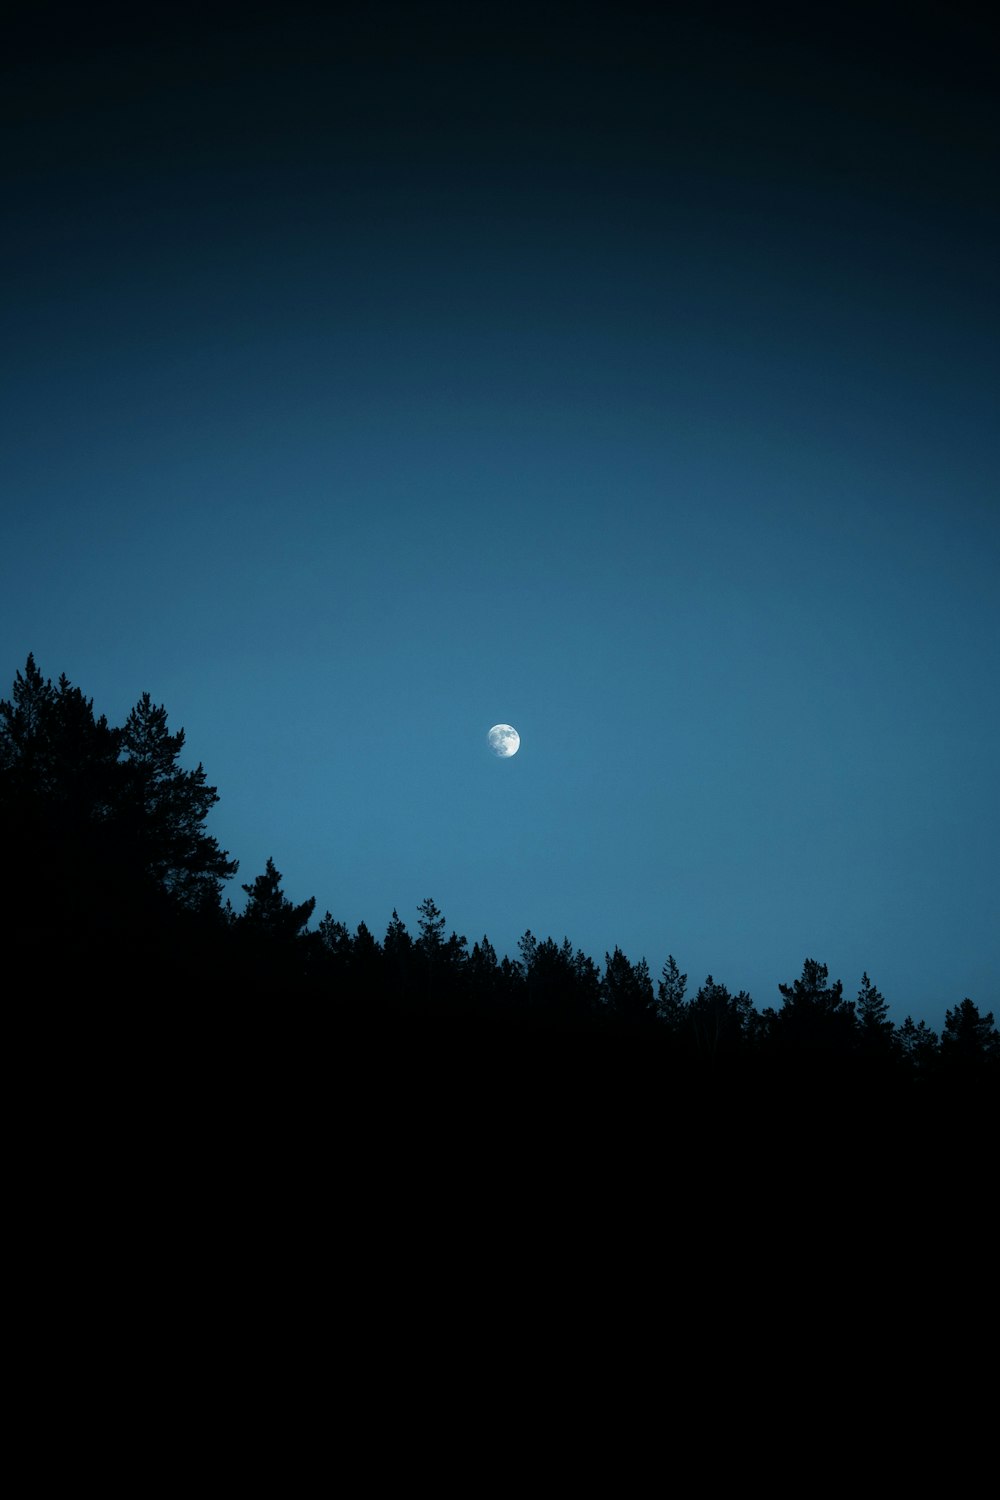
[488,724,520,758]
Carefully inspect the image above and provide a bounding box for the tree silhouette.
[771,958,858,1055]
[2,658,128,967]
[1,656,244,982]
[896,1016,939,1075]
[416,896,447,952]
[656,953,688,1034]
[119,692,238,913]
[351,920,383,997]
[467,936,504,1010]
[383,909,415,1007]
[927,999,998,1120]
[0,656,121,825]
[601,947,656,1028]
[239,857,315,939]
[940,998,1000,1071]
[318,911,353,966]
[518,932,598,1026]
[855,972,896,1060]
[687,975,756,1062]
[414,897,467,1011]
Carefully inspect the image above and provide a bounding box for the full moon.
[488,724,520,758]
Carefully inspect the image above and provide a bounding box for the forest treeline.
[3,655,997,1111]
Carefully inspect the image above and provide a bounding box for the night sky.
[3,2,997,1032]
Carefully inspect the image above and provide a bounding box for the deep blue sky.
[3,3,997,1031]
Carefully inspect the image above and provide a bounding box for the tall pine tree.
[119,692,237,913]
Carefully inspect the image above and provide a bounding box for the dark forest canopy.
[2,656,997,1111]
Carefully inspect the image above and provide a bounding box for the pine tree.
[318,911,352,961]
[0,654,57,775]
[416,896,447,954]
[416,897,467,969]
[855,972,895,1059]
[119,692,237,911]
[414,897,467,1010]
[688,976,756,1060]
[0,655,120,813]
[656,954,688,1033]
[896,1016,939,1075]
[468,937,500,1008]
[239,857,315,939]
[601,948,656,1028]
[940,999,1000,1065]
[517,934,596,1025]
[1,657,123,957]
[383,909,414,1004]
[771,958,858,1054]
[351,920,382,993]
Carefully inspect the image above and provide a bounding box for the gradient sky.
[3,2,997,1032]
